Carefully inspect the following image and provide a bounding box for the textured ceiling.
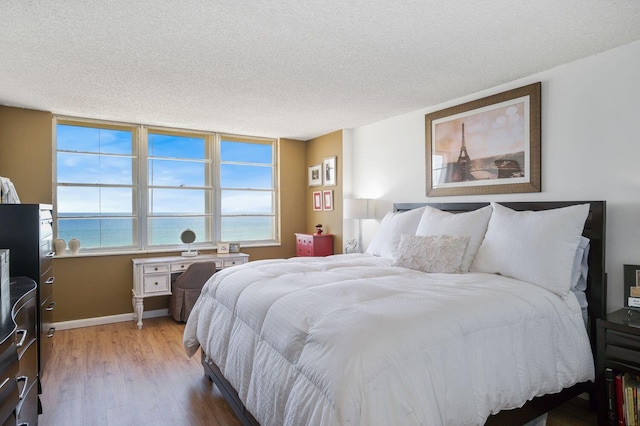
[1,1,640,140]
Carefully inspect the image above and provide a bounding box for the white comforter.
[184,254,594,426]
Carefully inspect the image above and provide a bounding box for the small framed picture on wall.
[323,190,333,211]
[313,191,323,211]
[308,164,322,186]
[323,156,337,186]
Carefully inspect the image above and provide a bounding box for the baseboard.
[53,309,169,331]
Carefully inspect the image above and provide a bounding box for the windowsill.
[53,241,282,259]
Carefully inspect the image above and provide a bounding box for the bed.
[184,201,606,426]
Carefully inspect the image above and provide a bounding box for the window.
[147,130,211,246]
[56,122,138,249]
[219,136,276,242]
[55,118,278,253]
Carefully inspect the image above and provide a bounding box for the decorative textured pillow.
[415,205,492,272]
[366,207,425,259]
[470,202,590,296]
[393,234,470,273]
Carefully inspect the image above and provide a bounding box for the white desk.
[131,253,249,328]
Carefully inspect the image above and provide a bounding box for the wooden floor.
[39,316,596,425]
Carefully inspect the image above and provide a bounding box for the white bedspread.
[184,254,594,426]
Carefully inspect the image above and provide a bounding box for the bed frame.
[201,200,606,426]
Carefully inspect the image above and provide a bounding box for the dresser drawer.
[15,377,38,426]
[296,235,312,245]
[13,296,36,360]
[17,340,37,389]
[40,296,54,372]
[297,246,311,256]
[143,275,170,293]
[0,342,18,425]
[41,272,55,302]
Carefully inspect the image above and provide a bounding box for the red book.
[616,373,625,426]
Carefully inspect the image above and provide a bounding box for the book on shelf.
[612,372,640,426]
[616,373,625,426]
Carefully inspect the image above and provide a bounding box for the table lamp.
[344,198,374,253]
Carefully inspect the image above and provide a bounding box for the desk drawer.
[143,275,170,293]
[143,264,170,274]
[224,259,242,267]
[171,262,193,272]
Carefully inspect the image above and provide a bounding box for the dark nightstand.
[596,308,640,425]
[295,233,333,257]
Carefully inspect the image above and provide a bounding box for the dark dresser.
[0,205,55,386]
[0,277,37,426]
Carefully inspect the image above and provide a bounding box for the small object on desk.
[315,224,323,235]
[180,229,198,257]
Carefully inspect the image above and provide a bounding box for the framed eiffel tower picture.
[425,82,541,196]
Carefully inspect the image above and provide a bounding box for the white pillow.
[571,236,590,291]
[470,202,590,296]
[415,205,492,272]
[394,234,470,273]
[366,207,425,259]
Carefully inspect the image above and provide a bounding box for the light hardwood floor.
[39,316,596,425]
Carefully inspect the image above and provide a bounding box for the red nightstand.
[295,233,334,257]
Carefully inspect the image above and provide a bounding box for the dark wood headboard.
[393,201,607,349]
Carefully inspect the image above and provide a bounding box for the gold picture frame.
[425,82,541,196]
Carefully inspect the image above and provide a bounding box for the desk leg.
[133,295,144,329]
[131,290,136,321]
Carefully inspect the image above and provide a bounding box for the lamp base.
[181,250,198,257]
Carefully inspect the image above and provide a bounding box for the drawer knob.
[46,301,56,311]
[154,267,158,271]
[47,327,55,338]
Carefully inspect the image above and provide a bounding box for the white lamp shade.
[344,198,374,219]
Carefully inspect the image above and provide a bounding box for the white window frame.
[53,116,280,254]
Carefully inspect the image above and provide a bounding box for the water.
[57,215,273,249]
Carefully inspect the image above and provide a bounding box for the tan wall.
[305,130,343,253]
[0,106,53,204]
[0,106,309,322]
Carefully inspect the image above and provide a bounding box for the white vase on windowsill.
[54,238,66,255]
[68,238,81,255]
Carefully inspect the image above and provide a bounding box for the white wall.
[344,39,640,313]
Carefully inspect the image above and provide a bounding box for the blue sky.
[57,124,274,214]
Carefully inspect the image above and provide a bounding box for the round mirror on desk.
[180,229,198,257]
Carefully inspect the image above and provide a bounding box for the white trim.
[53,309,169,331]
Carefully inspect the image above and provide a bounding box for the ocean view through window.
[55,118,278,253]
